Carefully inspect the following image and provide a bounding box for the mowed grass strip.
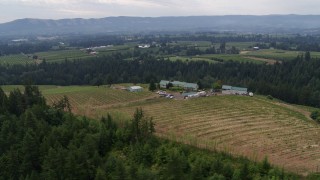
[0,54,35,65]
[35,50,93,63]
[169,54,265,64]
[2,85,154,115]
[245,49,320,61]
[199,54,265,64]
[102,95,320,175]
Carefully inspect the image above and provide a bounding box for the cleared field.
[198,54,265,64]
[245,49,320,61]
[35,50,93,63]
[1,85,57,93]
[0,54,36,65]
[2,85,154,116]
[101,95,320,175]
[168,56,217,63]
[168,54,266,64]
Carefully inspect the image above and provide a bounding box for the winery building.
[160,80,198,91]
[222,85,248,95]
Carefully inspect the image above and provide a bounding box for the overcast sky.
[0,0,319,23]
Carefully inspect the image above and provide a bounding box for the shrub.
[267,95,273,100]
[310,110,320,122]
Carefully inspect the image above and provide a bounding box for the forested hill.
[1,15,320,35]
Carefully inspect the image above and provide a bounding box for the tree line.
[1,52,320,107]
[2,33,320,56]
[0,85,301,179]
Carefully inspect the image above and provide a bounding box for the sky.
[0,0,319,23]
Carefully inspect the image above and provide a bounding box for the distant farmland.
[35,50,93,62]
[0,50,94,65]
[244,49,320,61]
[0,54,36,65]
[2,41,319,65]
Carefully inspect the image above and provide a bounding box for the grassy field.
[0,54,37,65]
[2,85,320,175]
[168,54,266,64]
[2,85,154,116]
[198,54,266,64]
[102,95,320,175]
[168,56,217,63]
[245,49,320,61]
[0,50,94,65]
[35,50,94,63]
[174,41,212,47]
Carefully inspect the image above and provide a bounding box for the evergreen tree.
[24,85,45,108]
[21,129,40,176]
[260,156,271,176]
[131,108,155,142]
[8,89,24,116]
[0,87,8,114]
[149,80,157,91]
[220,42,226,54]
[95,167,107,180]
[305,51,311,61]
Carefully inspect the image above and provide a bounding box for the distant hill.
[1,15,320,36]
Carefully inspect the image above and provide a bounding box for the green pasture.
[35,50,93,62]
[245,49,320,61]
[199,54,265,64]
[168,56,216,63]
[0,54,35,65]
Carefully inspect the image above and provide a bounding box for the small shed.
[128,86,143,92]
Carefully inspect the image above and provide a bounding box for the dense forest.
[0,52,320,107]
[0,85,301,179]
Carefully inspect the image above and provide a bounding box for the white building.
[128,86,143,92]
[222,85,248,95]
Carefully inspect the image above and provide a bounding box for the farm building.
[138,44,151,48]
[160,80,199,91]
[184,83,199,91]
[160,80,170,88]
[128,86,143,92]
[172,81,185,87]
[222,85,247,95]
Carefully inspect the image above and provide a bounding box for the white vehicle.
[166,94,174,99]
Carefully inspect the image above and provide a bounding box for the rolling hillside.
[2,85,320,175]
[103,95,320,175]
[1,15,320,35]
